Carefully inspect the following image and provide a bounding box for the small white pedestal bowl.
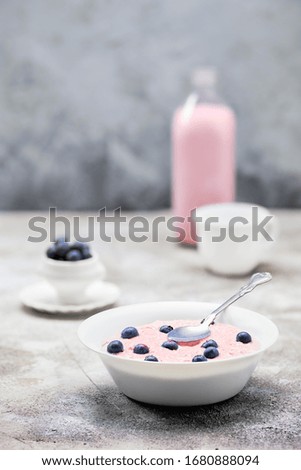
[41,253,106,305]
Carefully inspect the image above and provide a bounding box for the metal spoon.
[167,272,272,343]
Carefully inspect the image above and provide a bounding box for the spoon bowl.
[168,272,272,343]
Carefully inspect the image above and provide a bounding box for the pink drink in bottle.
[172,68,236,244]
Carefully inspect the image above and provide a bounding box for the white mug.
[195,203,277,276]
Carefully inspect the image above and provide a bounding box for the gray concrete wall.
[0,0,300,210]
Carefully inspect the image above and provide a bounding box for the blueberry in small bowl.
[65,250,83,262]
[42,238,106,304]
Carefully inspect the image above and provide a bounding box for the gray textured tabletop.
[0,211,300,450]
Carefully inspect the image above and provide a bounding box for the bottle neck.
[181,83,223,122]
[193,85,222,104]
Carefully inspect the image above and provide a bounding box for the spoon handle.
[201,272,272,327]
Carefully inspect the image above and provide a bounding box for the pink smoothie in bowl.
[103,319,260,363]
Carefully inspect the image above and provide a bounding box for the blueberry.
[54,241,70,258]
[161,340,178,350]
[82,246,92,259]
[203,347,219,359]
[70,241,87,251]
[144,355,159,362]
[68,242,92,259]
[159,325,173,334]
[107,340,124,354]
[46,245,58,259]
[121,326,139,339]
[65,249,83,261]
[133,344,149,354]
[236,331,252,344]
[72,242,89,252]
[80,244,92,259]
[192,355,208,362]
[201,339,218,348]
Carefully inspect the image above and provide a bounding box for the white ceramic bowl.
[78,301,278,406]
[41,253,106,305]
